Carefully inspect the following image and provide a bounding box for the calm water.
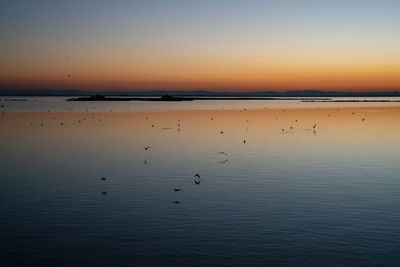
[1,98,400,266]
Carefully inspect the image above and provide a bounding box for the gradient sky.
[1,0,400,92]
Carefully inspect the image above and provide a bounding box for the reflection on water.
[1,103,400,266]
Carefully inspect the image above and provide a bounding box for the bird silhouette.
[144,146,151,150]
[101,177,106,181]
[174,188,182,192]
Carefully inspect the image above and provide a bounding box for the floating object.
[144,146,151,150]
[173,201,180,204]
[174,188,182,192]
[194,173,201,184]
[101,177,106,181]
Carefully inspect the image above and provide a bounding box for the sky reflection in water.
[1,100,400,266]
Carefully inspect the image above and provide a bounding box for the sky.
[1,0,400,92]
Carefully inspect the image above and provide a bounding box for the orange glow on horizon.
[2,53,400,92]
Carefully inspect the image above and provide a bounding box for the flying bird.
[144,146,151,150]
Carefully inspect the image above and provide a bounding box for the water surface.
[1,99,400,266]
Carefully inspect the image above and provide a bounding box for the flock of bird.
[1,101,370,203]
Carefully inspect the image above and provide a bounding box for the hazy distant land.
[66,95,400,102]
[1,89,399,98]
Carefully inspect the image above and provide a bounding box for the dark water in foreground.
[1,99,400,266]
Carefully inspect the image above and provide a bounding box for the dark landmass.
[1,89,399,97]
[67,95,332,102]
[68,95,194,101]
[0,98,27,101]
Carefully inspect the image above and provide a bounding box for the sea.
[1,97,400,266]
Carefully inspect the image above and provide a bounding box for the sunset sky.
[1,0,400,92]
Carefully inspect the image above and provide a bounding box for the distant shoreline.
[66,94,400,102]
[67,95,333,102]
[1,89,399,98]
